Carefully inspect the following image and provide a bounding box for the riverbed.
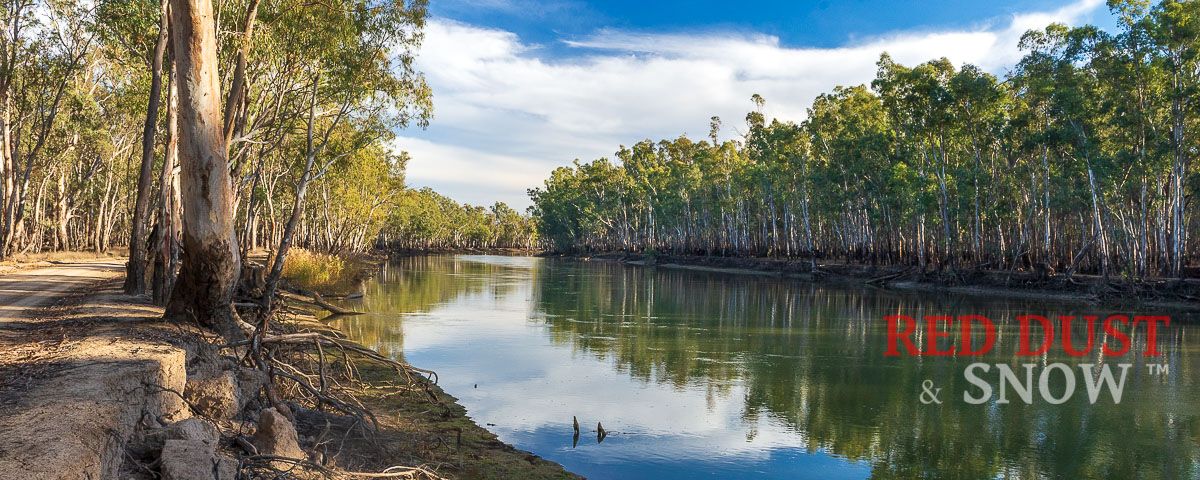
[331,255,1200,479]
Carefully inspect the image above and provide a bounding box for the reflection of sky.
[374,256,870,479]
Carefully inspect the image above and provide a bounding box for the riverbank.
[0,259,577,479]
[548,251,1200,311]
[384,249,540,260]
[275,290,578,479]
[386,247,540,258]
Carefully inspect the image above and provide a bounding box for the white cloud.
[397,137,549,206]
[395,0,1107,209]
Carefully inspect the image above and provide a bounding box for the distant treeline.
[530,1,1200,278]
[379,188,537,251]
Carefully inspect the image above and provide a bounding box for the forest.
[0,0,533,296]
[530,0,1200,279]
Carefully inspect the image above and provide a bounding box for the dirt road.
[0,259,123,324]
[0,259,192,479]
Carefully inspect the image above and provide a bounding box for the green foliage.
[383,188,537,250]
[0,0,450,259]
[530,1,1200,278]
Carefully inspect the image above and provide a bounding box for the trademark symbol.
[1146,363,1170,375]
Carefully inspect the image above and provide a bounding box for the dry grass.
[281,249,349,290]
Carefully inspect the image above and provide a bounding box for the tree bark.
[165,0,244,341]
[153,66,181,305]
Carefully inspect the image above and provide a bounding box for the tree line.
[380,188,537,251]
[530,0,1200,279]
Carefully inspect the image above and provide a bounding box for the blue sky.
[397,0,1114,209]
[432,0,1092,50]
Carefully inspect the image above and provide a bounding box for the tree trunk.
[222,0,261,146]
[55,169,68,250]
[1170,89,1187,276]
[125,0,170,294]
[165,0,244,341]
[153,67,181,305]
[1087,165,1108,278]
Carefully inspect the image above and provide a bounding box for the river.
[330,255,1200,479]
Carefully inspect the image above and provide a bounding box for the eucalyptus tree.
[889,58,957,266]
[948,65,1007,262]
[383,188,536,251]
[162,0,246,340]
[1148,0,1200,275]
[803,85,892,262]
[1015,24,1113,277]
[258,0,432,307]
[118,0,168,294]
[1092,0,1163,277]
[303,145,406,254]
[0,0,95,258]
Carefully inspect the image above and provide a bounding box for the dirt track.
[0,259,123,323]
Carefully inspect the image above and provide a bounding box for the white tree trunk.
[165,0,244,341]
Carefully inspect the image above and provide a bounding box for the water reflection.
[332,255,1200,479]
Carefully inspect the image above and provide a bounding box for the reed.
[281,248,347,289]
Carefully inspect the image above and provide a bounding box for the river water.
[330,255,1200,479]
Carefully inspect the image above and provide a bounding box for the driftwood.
[865,268,909,285]
[279,290,365,316]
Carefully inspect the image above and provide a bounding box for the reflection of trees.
[531,259,1200,479]
[334,256,1199,478]
[331,256,525,357]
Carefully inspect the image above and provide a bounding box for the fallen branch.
[282,290,365,316]
[865,268,908,285]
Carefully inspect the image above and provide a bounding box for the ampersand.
[919,379,942,405]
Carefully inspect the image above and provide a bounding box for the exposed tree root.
[217,290,446,478]
[253,333,437,382]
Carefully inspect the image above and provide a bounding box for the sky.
[396,0,1116,210]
